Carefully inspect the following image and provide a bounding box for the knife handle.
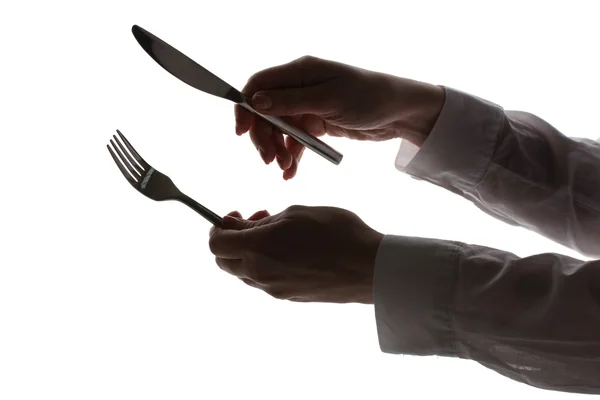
[239,101,343,165]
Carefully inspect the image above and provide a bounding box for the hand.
[208,206,384,304]
[235,55,445,179]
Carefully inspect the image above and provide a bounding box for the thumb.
[222,214,272,230]
[221,215,251,230]
[251,85,334,116]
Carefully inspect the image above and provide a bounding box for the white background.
[1,0,598,399]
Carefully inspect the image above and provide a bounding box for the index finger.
[283,136,306,180]
[235,103,253,135]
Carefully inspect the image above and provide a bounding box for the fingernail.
[260,149,273,164]
[252,93,271,110]
[259,148,268,163]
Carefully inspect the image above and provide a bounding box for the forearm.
[395,86,600,258]
[374,234,600,394]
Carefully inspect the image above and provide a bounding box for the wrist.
[357,230,384,304]
[409,84,445,147]
[388,77,445,147]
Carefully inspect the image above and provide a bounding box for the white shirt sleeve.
[373,87,600,394]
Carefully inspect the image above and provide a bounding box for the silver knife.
[131,25,343,165]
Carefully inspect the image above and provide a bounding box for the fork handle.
[176,194,224,227]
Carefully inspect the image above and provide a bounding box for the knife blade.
[131,25,343,165]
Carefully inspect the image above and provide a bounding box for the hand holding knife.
[131,25,343,166]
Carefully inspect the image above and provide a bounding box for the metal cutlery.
[131,24,343,166]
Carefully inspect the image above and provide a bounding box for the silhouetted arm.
[395,86,600,257]
[372,87,600,393]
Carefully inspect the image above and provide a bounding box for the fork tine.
[116,129,150,169]
[110,139,142,180]
[107,144,136,184]
[113,135,144,176]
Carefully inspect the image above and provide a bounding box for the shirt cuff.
[373,234,462,357]
[395,86,505,191]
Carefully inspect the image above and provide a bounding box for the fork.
[107,129,223,227]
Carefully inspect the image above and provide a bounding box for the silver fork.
[107,129,223,227]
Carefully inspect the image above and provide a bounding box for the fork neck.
[175,193,223,227]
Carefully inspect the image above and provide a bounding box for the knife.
[131,25,343,165]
